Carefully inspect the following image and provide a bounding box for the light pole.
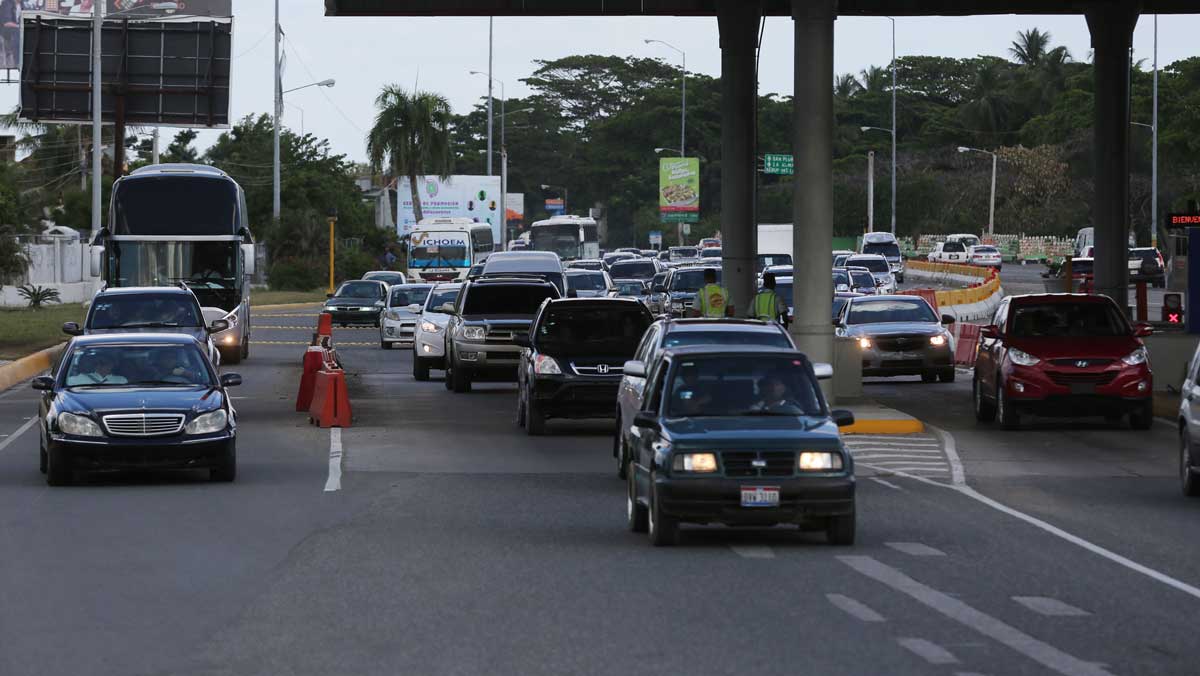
[644,39,686,157]
[90,0,102,236]
[470,70,506,173]
[284,101,306,136]
[1133,120,1157,249]
[887,16,896,236]
[958,146,998,236]
[861,126,896,235]
[867,150,875,233]
[273,78,335,222]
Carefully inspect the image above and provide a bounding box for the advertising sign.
[505,192,524,231]
[544,198,564,216]
[648,230,663,248]
[659,157,700,224]
[107,1,232,16]
[396,175,503,242]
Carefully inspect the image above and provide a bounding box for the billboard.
[659,157,700,223]
[544,198,564,216]
[396,175,503,242]
[505,192,524,231]
[107,1,232,16]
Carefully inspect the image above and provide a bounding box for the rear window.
[832,270,850,287]
[943,242,966,252]
[462,285,557,315]
[568,272,608,292]
[863,242,900,258]
[89,294,203,329]
[663,329,792,350]
[972,246,998,254]
[758,254,792,270]
[700,249,722,258]
[535,305,651,357]
[1131,249,1161,263]
[1068,259,1094,274]
[848,257,889,273]
[609,260,657,280]
[1009,301,1129,338]
[670,269,721,291]
[670,247,698,259]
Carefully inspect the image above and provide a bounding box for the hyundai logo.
[1075,360,1089,368]
[751,459,767,468]
[596,364,610,375]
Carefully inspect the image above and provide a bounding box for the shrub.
[18,284,61,309]
[267,257,325,291]
[335,248,378,283]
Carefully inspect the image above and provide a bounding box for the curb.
[841,418,926,435]
[0,343,66,393]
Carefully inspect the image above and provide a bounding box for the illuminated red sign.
[1168,214,1200,227]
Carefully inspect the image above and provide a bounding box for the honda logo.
[751,459,767,468]
[596,364,610,375]
[1075,360,1089,368]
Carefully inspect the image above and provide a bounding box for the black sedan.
[324,279,389,327]
[835,295,956,383]
[625,346,856,546]
[32,333,242,485]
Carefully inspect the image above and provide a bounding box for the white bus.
[407,218,495,282]
[529,215,599,261]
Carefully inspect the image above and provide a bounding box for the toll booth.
[1166,213,1200,333]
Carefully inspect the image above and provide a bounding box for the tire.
[241,337,249,360]
[516,383,527,428]
[627,465,648,533]
[1181,428,1200,497]
[826,511,856,546]
[998,382,1021,430]
[1130,400,1153,431]
[450,359,472,393]
[921,372,938,383]
[381,340,393,350]
[45,442,72,487]
[525,392,545,436]
[939,368,956,383]
[648,475,679,546]
[614,417,627,480]
[39,441,47,474]
[413,355,430,381]
[209,440,237,482]
[973,376,997,422]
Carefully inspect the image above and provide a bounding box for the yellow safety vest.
[698,283,729,318]
[753,290,780,322]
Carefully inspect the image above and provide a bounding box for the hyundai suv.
[443,277,561,392]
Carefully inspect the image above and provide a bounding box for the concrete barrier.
[0,343,66,392]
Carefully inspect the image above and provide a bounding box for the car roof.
[661,345,807,359]
[1008,293,1113,305]
[850,294,925,302]
[659,318,781,333]
[612,278,646,284]
[469,276,557,287]
[69,333,203,346]
[565,268,604,275]
[387,283,432,289]
[430,282,463,290]
[95,286,194,296]
[847,254,886,260]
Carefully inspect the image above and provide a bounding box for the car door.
[977,299,1009,396]
[1185,347,1200,445]
[633,356,669,497]
[619,325,660,432]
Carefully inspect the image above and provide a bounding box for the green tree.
[367,86,453,224]
[1010,28,1052,67]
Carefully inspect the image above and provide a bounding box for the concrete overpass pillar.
[1086,3,1138,314]
[790,0,836,367]
[717,3,761,317]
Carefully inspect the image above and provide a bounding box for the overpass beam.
[1086,3,1139,313]
[790,0,836,368]
[717,2,761,317]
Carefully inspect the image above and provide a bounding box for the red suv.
[973,294,1154,429]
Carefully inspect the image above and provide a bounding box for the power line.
[283,36,365,136]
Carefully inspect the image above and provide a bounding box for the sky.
[2,3,1198,164]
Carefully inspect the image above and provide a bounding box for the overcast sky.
[4,3,1197,164]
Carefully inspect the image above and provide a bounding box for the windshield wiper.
[114,321,183,329]
[129,380,198,387]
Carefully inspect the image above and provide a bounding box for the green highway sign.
[763,153,794,175]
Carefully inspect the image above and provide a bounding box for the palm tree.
[961,60,1012,140]
[858,66,889,95]
[366,86,453,224]
[834,73,862,100]
[1009,28,1051,67]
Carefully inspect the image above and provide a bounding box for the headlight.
[929,335,947,347]
[386,310,402,321]
[420,321,440,333]
[1122,346,1149,366]
[857,337,872,350]
[461,326,486,341]
[58,412,103,437]
[799,451,843,471]
[1008,347,1041,366]
[534,355,562,375]
[186,409,228,435]
[672,452,718,473]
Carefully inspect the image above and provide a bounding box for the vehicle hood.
[421,312,452,327]
[325,298,382,308]
[1006,335,1141,361]
[88,326,207,342]
[58,385,225,415]
[844,322,944,338]
[384,308,421,319]
[663,416,842,447]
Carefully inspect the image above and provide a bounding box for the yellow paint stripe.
[841,418,926,435]
[0,343,66,392]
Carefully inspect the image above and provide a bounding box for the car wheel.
[516,386,527,428]
[826,511,856,546]
[1182,428,1200,497]
[413,354,430,381]
[939,368,956,383]
[921,372,937,383]
[241,337,249,360]
[998,382,1021,430]
[627,464,648,532]
[614,417,627,480]
[648,474,679,546]
[45,441,72,487]
[525,392,545,436]
[39,440,47,474]
[973,375,996,422]
[451,363,472,393]
[209,439,237,482]
[1130,400,1153,431]
[381,339,393,350]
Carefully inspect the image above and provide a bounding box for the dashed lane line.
[870,478,905,491]
[896,638,960,665]
[0,417,36,454]
[826,593,886,623]
[729,545,775,559]
[1012,597,1091,617]
[886,542,947,557]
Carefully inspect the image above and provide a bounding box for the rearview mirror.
[219,373,243,388]
[241,243,256,277]
[61,322,83,336]
[633,411,660,430]
[941,314,956,325]
[207,319,230,334]
[513,333,531,348]
[980,325,1000,340]
[623,360,646,378]
[832,409,855,428]
[89,245,103,277]
[812,362,834,380]
[31,376,54,391]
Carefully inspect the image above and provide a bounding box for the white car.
[844,254,896,294]
[968,245,1003,269]
[927,240,970,264]
[380,283,433,350]
[412,283,462,381]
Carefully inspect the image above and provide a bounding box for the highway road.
[2,302,1199,676]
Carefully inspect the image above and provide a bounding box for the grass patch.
[0,303,84,360]
[252,289,328,306]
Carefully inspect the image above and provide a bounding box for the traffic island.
[0,343,66,392]
[839,400,925,435]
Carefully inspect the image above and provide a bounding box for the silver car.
[380,284,432,350]
[412,283,462,381]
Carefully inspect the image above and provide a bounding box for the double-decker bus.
[90,164,256,363]
[406,218,495,282]
[529,215,599,261]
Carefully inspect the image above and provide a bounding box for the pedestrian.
[693,268,732,319]
[751,272,789,326]
[384,248,398,269]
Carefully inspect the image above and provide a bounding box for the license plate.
[1069,382,1094,395]
[741,486,780,508]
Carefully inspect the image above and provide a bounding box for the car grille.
[875,335,927,352]
[721,451,795,478]
[1050,358,1114,368]
[485,327,523,344]
[877,359,924,369]
[1047,371,1117,387]
[570,362,624,377]
[102,413,185,437]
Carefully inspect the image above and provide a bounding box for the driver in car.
[751,372,814,414]
[78,353,129,385]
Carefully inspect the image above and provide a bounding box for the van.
[861,232,905,283]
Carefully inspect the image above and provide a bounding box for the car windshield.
[666,356,823,418]
[774,282,793,307]
[700,249,721,258]
[568,260,603,271]
[462,285,557,315]
[834,255,851,267]
[849,270,875,288]
[568,272,608,292]
[863,242,901,258]
[535,305,651,357]
[63,344,212,388]
[89,295,202,329]
[390,286,432,307]
[833,297,851,318]
[1130,249,1161,263]
[609,260,657,280]
[847,299,938,324]
[663,329,792,350]
[670,269,720,292]
[757,254,791,271]
[848,257,889,273]
[425,288,460,311]
[1068,259,1094,274]
[335,281,383,299]
[1009,302,1129,338]
[615,281,644,295]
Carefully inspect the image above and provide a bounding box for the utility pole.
[152,128,160,165]
[988,152,997,237]
[889,16,897,236]
[327,211,338,294]
[272,0,281,222]
[90,0,102,236]
[486,17,494,176]
[500,147,508,250]
[1151,14,1159,250]
[867,151,875,233]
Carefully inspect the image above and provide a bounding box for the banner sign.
[108,1,232,16]
[659,157,699,224]
[505,192,524,230]
[544,198,564,216]
[396,175,503,243]
[1167,214,1200,229]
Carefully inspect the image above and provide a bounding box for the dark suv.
[515,298,653,435]
[444,277,561,392]
[64,286,226,366]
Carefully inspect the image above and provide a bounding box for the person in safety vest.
[692,268,732,318]
[751,272,789,326]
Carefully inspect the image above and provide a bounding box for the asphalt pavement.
[2,303,1200,675]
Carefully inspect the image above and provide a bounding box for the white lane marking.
[870,478,904,490]
[826,593,886,622]
[956,672,990,676]
[729,545,775,559]
[847,440,942,447]
[886,542,947,557]
[324,428,343,493]
[897,637,959,665]
[872,466,952,474]
[1012,596,1090,617]
[931,424,966,486]
[0,417,37,454]
[841,556,1115,676]
[850,446,943,452]
[861,459,949,465]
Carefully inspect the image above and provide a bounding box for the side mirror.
[61,322,83,336]
[941,314,956,325]
[89,246,103,278]
[1135,323,1154,338]
[31,375,55,391]
[207,319,231,334]
[633,411,660,431]
[513,332,531,348]
[832,409,856,428]
[241,243,256,277]
[980,325,1000,340]
[407,303,422,312]
[326,293,334,299]
[623,360,646,378]
[652,284,665,294]
[813,362,834,380]
[639,287,649,296]
[220,373,243,388]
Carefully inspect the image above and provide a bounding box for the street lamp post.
[861,126,896,235]
[644,39,686,157]
[887,16,896,236]
[273,78,335,222]
[469,71,506,173]
[958,146,998,236]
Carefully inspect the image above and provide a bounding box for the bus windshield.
[531,223,581,260]
[410,232,471,269]
[107,240,240,310]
